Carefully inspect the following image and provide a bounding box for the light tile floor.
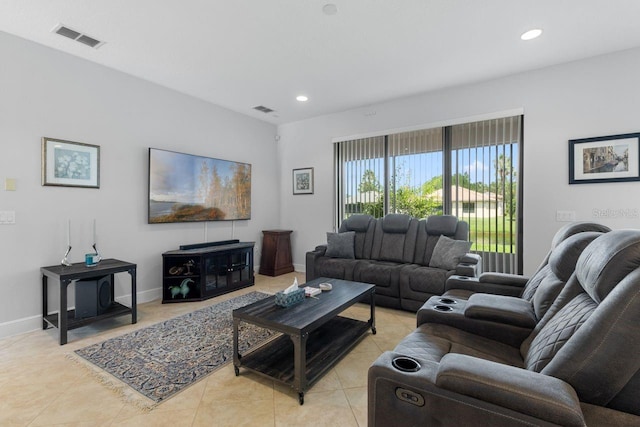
[0,273,416,426]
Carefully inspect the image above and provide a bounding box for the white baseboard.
[0,287,163,340]
[115,287,162,307]
[0,315,43,340]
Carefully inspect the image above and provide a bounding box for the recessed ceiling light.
[322,4,338,15]
[521,28,542,41]
[296,95,309,102]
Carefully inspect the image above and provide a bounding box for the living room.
[2,2,640,426]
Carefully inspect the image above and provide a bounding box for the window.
[334,115,522,273]
[462,202,475,213]
[450,117,521,273]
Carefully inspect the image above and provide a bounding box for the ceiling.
[2,1,640,125]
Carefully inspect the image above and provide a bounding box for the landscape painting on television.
[149,148,251,223]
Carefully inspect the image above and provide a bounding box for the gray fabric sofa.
[368,229,640,426]
[306,214,481,310]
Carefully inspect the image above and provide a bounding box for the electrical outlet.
[556,210,576,222]
[0,211,16,224]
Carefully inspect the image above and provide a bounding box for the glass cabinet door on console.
[229,249,252,285]
[162,241,254,303]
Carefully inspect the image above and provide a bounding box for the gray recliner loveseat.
[368,229,640,426]
[418,229,606,347]
[444,221,612,299]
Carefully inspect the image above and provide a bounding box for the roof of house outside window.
[428,186,502,202]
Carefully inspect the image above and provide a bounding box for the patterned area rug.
[73,291,274,407]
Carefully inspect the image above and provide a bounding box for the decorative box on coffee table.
[162,240,254,303]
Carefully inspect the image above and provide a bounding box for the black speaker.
[75,275,112,319]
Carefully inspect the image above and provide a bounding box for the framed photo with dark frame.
[293,167,314,195]
[569,132,640,184]
[42,137,100,188]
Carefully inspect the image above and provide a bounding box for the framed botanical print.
[293,167,313,195]
[42,137,100,188]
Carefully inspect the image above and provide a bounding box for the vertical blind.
[450,116,522,273]
[334,115,522,273]
[334,136,385,226]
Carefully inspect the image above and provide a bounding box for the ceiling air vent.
[77,35,101,48]
[253,105,275,114]
[52,24,105,49]
[55,26,81,40]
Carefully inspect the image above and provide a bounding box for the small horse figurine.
[169,278,194,298]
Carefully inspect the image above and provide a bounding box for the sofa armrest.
[480,272,529,287]
[445,275,526,297]
[436,354,585,427]
[305,245,327,282]
[368,351,586,427]
[455,253,482,277]
[464,294,537,328]
[416,296,533,347]
[313,244,327,254]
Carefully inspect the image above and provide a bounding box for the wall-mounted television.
[148,148,251,223]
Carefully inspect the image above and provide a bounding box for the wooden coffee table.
[232,277,375,404]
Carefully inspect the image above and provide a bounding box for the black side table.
[41,258,137,345]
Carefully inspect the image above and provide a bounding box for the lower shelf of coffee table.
[238,316,371,388]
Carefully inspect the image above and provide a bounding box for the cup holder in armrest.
[457,276,470,280]
[433,304,453,312]
[392,356,421,372]
[438,298,457,305]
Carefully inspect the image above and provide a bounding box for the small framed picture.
[293,167,314,195]
[569,132,640,184]
[42,137,100,188]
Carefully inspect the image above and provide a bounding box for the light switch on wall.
[556,210,576,222]
[5,178,16,191]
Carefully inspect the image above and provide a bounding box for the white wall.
[5,30,640,339]
[0,32,279,338]
[278,47,640,275]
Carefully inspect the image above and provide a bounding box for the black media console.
[162,240,254,303]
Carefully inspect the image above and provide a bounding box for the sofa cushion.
[429,236,472,270]
[325,231,355,259]
[400,265,449,296]
[314,257,359,281]
[353,260,402,296]
[339,214,373,232]
[426,215,459,236]
[338,214,375,259]
[525,231,603,318]
[372,214,418,263]
[524,292,597,373]
[577,230,640,303]
[380,214,412,233]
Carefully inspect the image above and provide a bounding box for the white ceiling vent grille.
[253,105,275,113]
[52,24,104,49]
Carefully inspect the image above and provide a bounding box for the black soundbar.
[179,240,240,250]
